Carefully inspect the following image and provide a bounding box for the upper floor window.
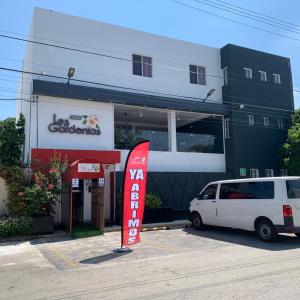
[265,169,274,177]
[278,118,283,129]
[132,54,152,78]
[273,73,281,84]
[244,67,252,79]
[280,169,288,176]
[223,67,229,86]
[250,169,259,178]
[263,116,269,127]
[259,71,267,81]
[224,118,230,138]
[189,65,206,85]
[248,115,254,126]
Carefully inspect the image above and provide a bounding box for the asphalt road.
[1,227,300,299]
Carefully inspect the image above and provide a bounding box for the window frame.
[250,169,259,178]
[259,70,267,82]
[197,184,218,200]
[189,64,206,85]
[263,116,270,127]
[132,54,153,78]
[247,115,255,126]
[280,169,288,176]
[273,73,281,84]
[244,67,253,79]
[265,169,274,177]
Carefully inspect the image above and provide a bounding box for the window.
[286,180,300,199]
[263,116,269,127]
[219,181,274,200]
[114,105,168,151]
[250,169,259,178]
[273,73,281,84]
[278,118,283,128]
[176,112,224,153]
[259,71,267,81]
[247,115,254,126]
[265,169,274,177]
[198,184,217,200]
[189,65,206,85]
[223,67,229,86]
[280,169,288,176]
[244,67,252,79]
[132,54,152,77]
[224,118,230,138]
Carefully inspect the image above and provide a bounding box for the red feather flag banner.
[121,140,150,248]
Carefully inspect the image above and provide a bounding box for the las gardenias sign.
[48,114,101,136]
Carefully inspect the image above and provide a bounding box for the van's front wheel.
[191,212,205,231]
[256,219,278,242]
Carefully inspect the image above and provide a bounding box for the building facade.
[17,8,294,226]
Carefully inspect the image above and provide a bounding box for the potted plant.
[143,193,173,224]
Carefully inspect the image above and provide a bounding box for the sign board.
[240,168,247,177]
[78,163,100,173]
[98,178,105,187]
[72,178,79,188]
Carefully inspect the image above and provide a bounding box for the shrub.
[145,193,161,208]
[0,216,32,238]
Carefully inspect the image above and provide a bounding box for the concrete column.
[168,111,177,152]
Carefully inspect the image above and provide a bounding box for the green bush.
[0,216,32,238]
[145,193,161,208]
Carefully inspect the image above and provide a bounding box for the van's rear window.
[286,180,300,199]
[220,182,274,199]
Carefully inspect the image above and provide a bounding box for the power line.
[214,0,300,29]
[169,0,300,43]
[191,0,300,35]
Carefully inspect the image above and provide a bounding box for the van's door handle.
[212,200,216,203]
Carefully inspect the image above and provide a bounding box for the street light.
[67,67,75,84]
[202,88,216,102]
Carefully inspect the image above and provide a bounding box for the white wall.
[25,7,223,103]
[120,150,225,173]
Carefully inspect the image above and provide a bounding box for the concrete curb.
[104,220,191,233]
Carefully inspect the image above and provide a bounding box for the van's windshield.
[286,180,300,199]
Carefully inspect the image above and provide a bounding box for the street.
[1,227,300,299]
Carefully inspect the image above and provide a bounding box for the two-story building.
[17,8,294,229]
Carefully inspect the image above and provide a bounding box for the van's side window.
[198,184,217,200]
[220,182,274,199]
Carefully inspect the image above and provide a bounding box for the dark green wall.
[221,44,294,177]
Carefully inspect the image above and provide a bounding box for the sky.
[0,0,299,120]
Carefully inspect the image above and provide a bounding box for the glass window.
[198,184,218,200]
[263,117,269,127]
[220,182,274,200]
[286,180,300,199]
[278,118,283,129]
[259,71,267,81]
[132,54,152,77]
[176,112,224,153]
[189,65,206,85]
[273,73,281,84]
[248,115,254,126]
[265,169,274,177]
[250,169,259,178]
[223,67,229,86]
[244,67,252,79]
[224,118,230,138]
[280,169,288,176]
[114,105,168,151]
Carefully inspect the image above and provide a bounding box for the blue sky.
[0,0,299,120]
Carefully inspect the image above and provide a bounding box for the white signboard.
[98,178,105,187]
[78,163,100,173]
[72,178,79,188]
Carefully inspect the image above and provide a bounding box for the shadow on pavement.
[183,226,300,251]
[80,251,130,264]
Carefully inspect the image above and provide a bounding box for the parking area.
[10,226,300,271]
[1,227,300,299]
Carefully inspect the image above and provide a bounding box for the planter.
[143,207,173,224]
[32,215,54,235]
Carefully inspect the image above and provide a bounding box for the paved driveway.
[1,227,300,299]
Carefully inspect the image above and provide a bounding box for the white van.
[189,177,300,242]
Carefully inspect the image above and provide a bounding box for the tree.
[0,114,25,167]
[281,109,300,175]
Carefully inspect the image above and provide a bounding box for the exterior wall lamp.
[67,67,76,84]
[202,89,216,102]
